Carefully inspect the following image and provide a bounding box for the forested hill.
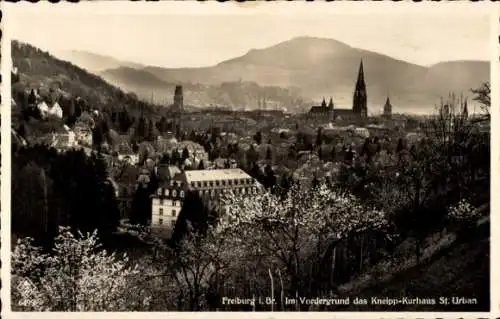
[11,40,160,119]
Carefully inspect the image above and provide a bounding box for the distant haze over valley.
[55,36,488,114]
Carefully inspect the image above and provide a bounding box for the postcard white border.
[1,1,498,318]
[490,4,500,316]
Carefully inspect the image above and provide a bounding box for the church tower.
[328,97,334,121]
[383,95,392,118]
[174,85,184,110]
[173,85,184,133]
[328,97,334,110]
[353,59,368,117]
[321,97,327,108]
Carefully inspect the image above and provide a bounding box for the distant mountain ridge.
[52,36,489,114]
[101,67,169,89]
[55,50,145,73]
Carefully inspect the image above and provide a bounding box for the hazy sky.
[5,2,492,68]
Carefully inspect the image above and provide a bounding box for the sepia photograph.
[1,1,493,313]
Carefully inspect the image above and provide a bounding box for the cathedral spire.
[328,97,334,109]
[356,59,365,89]
[321,97,326,108]
[353,59,368,117]
[384,94,392,117]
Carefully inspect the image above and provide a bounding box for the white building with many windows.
[150,168,262,237]
[183,168,261,199]
[150,180,185,235]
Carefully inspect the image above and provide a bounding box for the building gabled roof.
[309,106,331,113]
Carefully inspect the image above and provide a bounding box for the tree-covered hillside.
[11,40,160,119]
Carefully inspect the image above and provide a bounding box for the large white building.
[184,168,260,199]
[150,168,262,236]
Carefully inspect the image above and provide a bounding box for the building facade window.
[180,190,185,198]
[159,218,163,225]
[159,198,164,205]
[171,220,176,227]
[172,190,177,197]
[172,210,176,217]
[173,200,177,206]
[165,189,170,196]
[159,208,164,216]
[157,188,162,196]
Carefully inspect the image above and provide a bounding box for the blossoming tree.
[218,183,389,300]
[11,227,150,311]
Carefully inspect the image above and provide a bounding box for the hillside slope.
[55,50,144,73]
[339,217,490,312]
[11,40,159,118]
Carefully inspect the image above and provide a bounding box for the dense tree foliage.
[12,145,120,246]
